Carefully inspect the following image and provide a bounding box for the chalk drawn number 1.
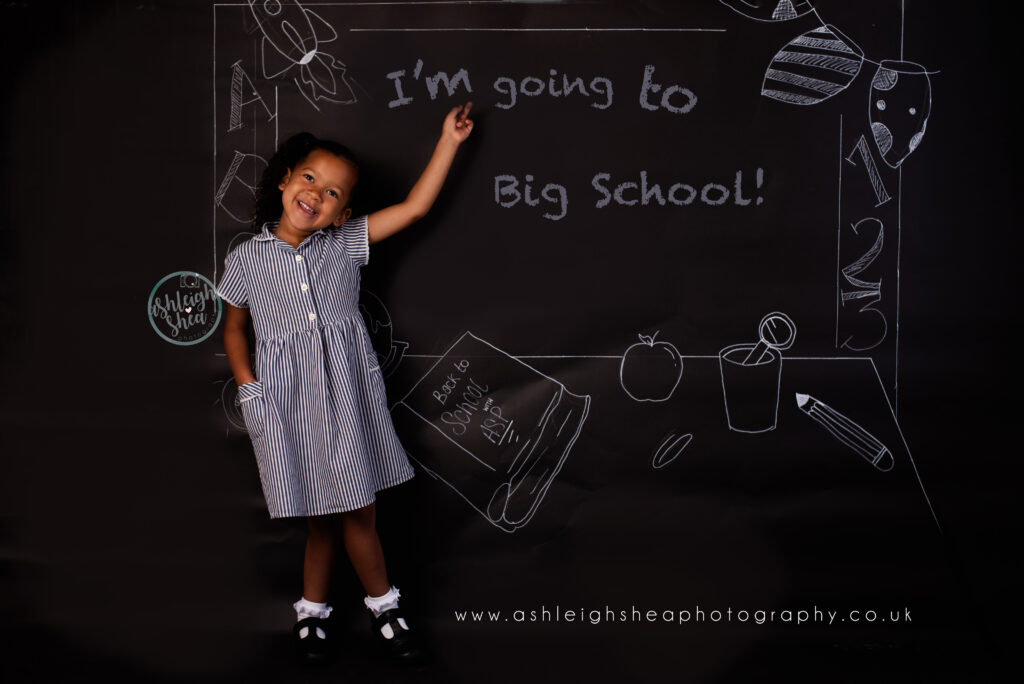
[845,134,891,207]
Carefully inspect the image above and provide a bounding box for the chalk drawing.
[228,60,276,131]
[719,0,816,23]
[742,312,797,365]
[720,1,936,406]
[729,0,937,128]
[620,331,683,403]
[247,0,356,109]
[796,392,893,471]
[838,218,887,352]
[215,151,268,223]
[226,229,259,256]
[652,432,693,470]
[719,313,796,433]
[844,134,891,206]
[869,60,931,168]
[216,376,248,434]
[391,332,590,533]
[359,290,408,378]
[206,2,942,539]
[761,25,864,105]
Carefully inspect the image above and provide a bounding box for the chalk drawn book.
[391,332,590,532]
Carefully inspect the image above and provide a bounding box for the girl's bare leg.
[303,514,340,603]
[339,502,391,597]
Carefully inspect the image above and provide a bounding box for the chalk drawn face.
[869,60,931,168]
[277,149,357,236]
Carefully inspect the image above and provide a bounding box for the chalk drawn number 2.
[840,217,887,352]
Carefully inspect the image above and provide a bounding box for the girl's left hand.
[442,102,474,144]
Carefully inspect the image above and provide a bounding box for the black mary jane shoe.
[371,608,425,665]
[293,616,335,665]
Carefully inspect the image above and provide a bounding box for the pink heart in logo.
[185,306,192,313]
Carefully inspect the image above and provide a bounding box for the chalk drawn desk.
[384,351,980,680]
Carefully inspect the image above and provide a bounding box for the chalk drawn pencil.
[795,393,893,472]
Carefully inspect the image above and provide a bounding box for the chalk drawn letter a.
[228,60,275,132]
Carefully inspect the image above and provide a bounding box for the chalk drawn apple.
[620,331,683,402]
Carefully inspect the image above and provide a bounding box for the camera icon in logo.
[179,273,200,288]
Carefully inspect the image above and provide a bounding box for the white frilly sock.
[294,597,332,639]
[364,585,400,616]
[365,586,407,638]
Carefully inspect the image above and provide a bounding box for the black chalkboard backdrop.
[0,1,1016,682]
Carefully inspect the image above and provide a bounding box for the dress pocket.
[364,337,382,373]
[237,380,266,440]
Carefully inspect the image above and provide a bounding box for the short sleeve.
[216,247,249,308]
[337,214,369,267]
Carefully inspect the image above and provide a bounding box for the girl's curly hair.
[251,132,360,231]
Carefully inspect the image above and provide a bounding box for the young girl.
[216,104,474,666]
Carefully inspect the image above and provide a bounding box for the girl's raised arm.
[367,102,474,244]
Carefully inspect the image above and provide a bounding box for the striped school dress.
[216,216,415,518]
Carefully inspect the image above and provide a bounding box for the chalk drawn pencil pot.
[718,312,796,433]
[718,343,783,433]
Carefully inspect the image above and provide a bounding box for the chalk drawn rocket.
[247,0,356,108]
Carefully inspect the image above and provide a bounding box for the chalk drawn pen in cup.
[795,393,893,472]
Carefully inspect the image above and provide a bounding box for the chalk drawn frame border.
[209,3,938,531]
[148,271,224,346]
